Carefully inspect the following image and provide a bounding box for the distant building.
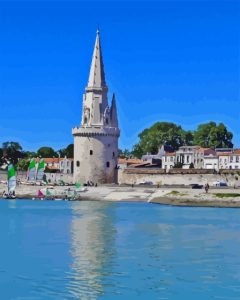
[175,146,200,168]
[59,157,74,174]
[218,149,240,170]
[161,152,176,170]
[140,144,239,171]
[228,150,240,169]
[203,154,219,170]
[44,157,73,174]
[118,158,145,169]
[142,145,174,166]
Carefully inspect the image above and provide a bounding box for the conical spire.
[110,93,118,127]
[87,30,107,89]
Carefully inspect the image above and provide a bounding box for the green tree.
[173,162,183,168]
[17,158,30,171]
[132,122,192,158]
[37,147,57,158]
[23,151,37,158]
[2,141,24,164]
[118,148,132,158]
[58,144,74,158]
[193,122,233,148]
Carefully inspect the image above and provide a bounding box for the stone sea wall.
[118,168,240,187]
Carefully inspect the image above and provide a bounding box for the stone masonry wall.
[118,169,240,187]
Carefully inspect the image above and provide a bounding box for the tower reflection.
[67,201,117,299]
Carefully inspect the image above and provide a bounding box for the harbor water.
[0,199,240,299]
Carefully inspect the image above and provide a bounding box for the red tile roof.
[118,158,144,164]
[165,152,175,156]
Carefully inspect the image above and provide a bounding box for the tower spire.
[87,30,106,89]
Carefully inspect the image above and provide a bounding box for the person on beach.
[205,183,209,193]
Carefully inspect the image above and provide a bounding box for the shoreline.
[1,183,240,208]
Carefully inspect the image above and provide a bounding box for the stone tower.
[72,30,120,184]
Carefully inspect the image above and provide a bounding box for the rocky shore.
[1,183,240,207]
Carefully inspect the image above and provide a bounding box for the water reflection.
[67,201,116,299]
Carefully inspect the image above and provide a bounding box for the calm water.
[0,200,240,300]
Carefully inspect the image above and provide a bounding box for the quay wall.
[118,168,240,187]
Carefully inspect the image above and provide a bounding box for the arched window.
[106,161,110,168]
[76,161,80,167]
[90,150,93,155]
[106,118,109,125]
[112,152,115,157]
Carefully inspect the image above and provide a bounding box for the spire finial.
[96,24,100,34]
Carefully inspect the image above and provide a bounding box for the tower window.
[76,161,80,167]
[106,118,109,125]
[106,161,110,168]
[112,152,115,157]
[90,150,93,155]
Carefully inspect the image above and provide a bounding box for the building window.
[112,152,115,157]
[106,118,109,125]
[76,161,80,167]
[106,161,110,168]
[90,150,93,155]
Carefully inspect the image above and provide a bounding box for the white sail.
[36,159,45,180]
[27,158,36,181]
[8,164,16,193]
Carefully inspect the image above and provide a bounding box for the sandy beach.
[1,183,240,207]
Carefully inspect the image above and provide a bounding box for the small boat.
[2,164,17,199]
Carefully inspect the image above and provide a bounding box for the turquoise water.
[0,200,240,300]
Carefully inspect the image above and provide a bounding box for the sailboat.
[36,158,45,181]
[3,164,16,199]
[27,158,36,182]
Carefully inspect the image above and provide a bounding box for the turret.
[110,93,118,127]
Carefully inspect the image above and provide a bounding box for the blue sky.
[0,0,239,151]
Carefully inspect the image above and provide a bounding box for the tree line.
[120,121,234,159]
[0,142,74,168]
[130,121,233,158]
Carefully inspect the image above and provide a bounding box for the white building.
[59,157,74,174]
[218,150,240,170]
[161,152,176,170]
[44,157,73,174]
[72,31,120,184]
[228,150,240,169]
[175,146,200,168]
[203,154,219,170]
